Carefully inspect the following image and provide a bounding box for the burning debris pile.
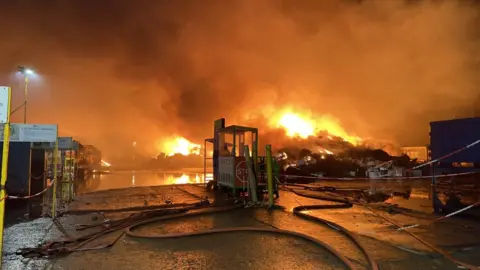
[159,136,202,156]
[142,108,420,175]
[276,144,418,178]
[258,109,421,178]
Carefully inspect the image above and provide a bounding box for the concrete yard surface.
[3,184,480,270]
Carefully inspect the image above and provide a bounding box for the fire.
[318,147,334,155]
[101,160,111,167]
[161,136,201,156]
[272,111,362,145]
[278,113,315,138]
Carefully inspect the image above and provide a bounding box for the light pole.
[17,66,34,124]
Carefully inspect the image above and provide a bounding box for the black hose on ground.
[285,187,379,270]
[17,203,211,258]
[61,203,198,215]
[125,204,357,270]
[289,185,480,270]
[24,185,375,269]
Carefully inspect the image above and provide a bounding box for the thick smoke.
[0,0,478,157]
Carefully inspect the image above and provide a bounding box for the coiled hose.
[126,204,357,270]
[285,187,379,270]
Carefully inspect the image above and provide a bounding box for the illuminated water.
[78,169,213,193]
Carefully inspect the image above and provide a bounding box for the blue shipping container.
[430,117,480,163]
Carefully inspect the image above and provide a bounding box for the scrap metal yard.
[2,1,480,269]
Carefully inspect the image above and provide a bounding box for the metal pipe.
[253,130,258,177]
[51,132,59,217]
[204,140,206,189]
[266,144,273,207]
[244,145,258,203]
[24,76,28,124]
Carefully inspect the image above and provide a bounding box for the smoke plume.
[0,0,478,157]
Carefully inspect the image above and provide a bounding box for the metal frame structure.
[217,125,258,195]
[203,138,214,188]
[204,118,278,205]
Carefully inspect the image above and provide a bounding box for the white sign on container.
[18,124,57,142]
[0,124,57,142]
[0,87,10,123]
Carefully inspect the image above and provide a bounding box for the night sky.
[0,0,479,157]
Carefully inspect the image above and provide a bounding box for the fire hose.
[281,186,378,270]
[22,180,476,269]
[124,184,378,270]
[285,185,480,270]
[18,201,359,269]
[18,187,382,270]
[16,201,211,258]
[125,203,360,270]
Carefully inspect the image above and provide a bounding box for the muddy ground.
[3,182,480,270]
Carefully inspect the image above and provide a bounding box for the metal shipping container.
[430,117,480,163]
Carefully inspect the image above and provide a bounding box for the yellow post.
[51,133,59,217]
[265,144,274,208]
[71,154,76,201]
[0,86,12,266]
[61,156,68,203]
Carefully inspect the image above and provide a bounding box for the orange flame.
[278,113,315,138]
[271,110,362,145]
[160,136,201,156]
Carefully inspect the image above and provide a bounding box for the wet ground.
[3,170,480,269]
[77,169,211,193]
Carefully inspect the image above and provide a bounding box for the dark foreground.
[3,182,480,269]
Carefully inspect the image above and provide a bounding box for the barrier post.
[71,155,76,200]
[68,153,74,202]
[431,163,440,213]
[51,134,59,217]
[0,86,12,266]
[244,145,258,203]
[266,144,274,207]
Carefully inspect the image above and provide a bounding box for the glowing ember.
[318,148,334,155]
[101,160,111,167]
[272,110,362,145]
[162,136,201,156]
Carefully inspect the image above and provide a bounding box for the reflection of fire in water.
[132,171,135,186]
[167,173,213,184]
[160,137,201,156]
[271,111,362,145]
[204,173,213,181]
